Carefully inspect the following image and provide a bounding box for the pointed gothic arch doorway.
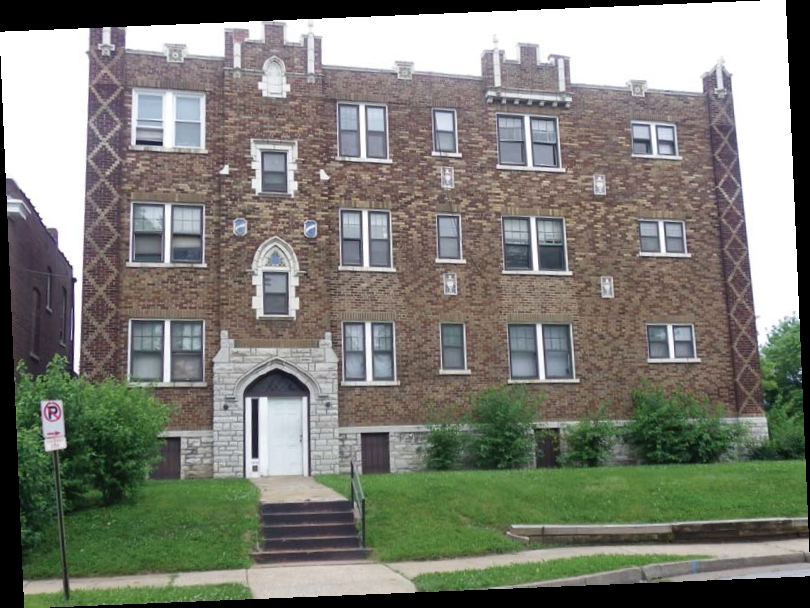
[244,370,310,477]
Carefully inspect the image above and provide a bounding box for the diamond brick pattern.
[705,69,764,416]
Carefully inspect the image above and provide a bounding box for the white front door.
[258,397,306,476]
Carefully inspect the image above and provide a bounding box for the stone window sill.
[632,154,683,161]
[129,382,209,388]
[339,266,397,273]
[341,381,401,387]
[436,258,467,265]
[497,165,566,173]
[127,262,208,269]
[335,156,393,165]
[647,358,702,364]
[129,145,209,155]
[440,369,472,376]
[508,378,580,385]
[502,270,573,277]
[432,151,462,158]
[638,252,692,259]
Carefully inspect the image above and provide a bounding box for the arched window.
[31,289,42,359]
[46,267,53,312]
[251,237,300,320]
[260,57,289,98]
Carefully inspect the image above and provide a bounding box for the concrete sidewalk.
[23,538,809,597]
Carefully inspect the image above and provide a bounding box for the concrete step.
[262,523,358,539]
[262,511,355,526]
[262,535,362,552]
[252,547,371,565]
[260,501,352,515]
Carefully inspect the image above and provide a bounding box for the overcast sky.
[1,5,794,372]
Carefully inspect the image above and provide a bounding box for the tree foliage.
[760,316,802,416]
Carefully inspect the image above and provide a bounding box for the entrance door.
[259,397,306,476]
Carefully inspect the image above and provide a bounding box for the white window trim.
[339,209,396,272]
[335,102,391,162]
[59,288,68,347]
[436,213,466,264]
[431,108,461,157]
[250,139,299,197]
[439,323,470,374]
[631,120,682,160]
[646,323,701,364]
[127,319,206,386]
[45,269,53,313]
[496,113,566,172]
[259,56,291,99]
[131,89,206,151]
[128,202,206,267]
[341,321,400,386]
[638,219,691,258]
[251,237,300,321]
[507,323,578,383]
[501,216,572,275]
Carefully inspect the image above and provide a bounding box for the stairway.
[252,500,371,564]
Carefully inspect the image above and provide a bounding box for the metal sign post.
[41,400,70,601]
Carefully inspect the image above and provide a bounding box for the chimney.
[519,43,539,66]
[263,21,287,48]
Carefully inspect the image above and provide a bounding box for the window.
[131,203,204,265]
[338,103,389,160]
[343,322,397,384]
[433,109,459,155]
[59,287,68,345]
[129,320,204,383]
[440,323,468,372]
[30,289,42,359]
[260,57,289,98]
[132,90,205,149]
[508,324,576,381]
[503,217,569,273]
[340,210,393,270]
[638,220,688,256]
[46,268,53,312]
[263,272,289,316]
[497,114,561,169]
[436,215,463,262]
[631,121,678,158]
[251,140,298,196]
[647,324,699,362]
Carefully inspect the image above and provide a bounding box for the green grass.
[317,461,807,562]
[412,555,708,591]
[23,480,259,580]
[23,584,252,607]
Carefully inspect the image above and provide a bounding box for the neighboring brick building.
[9,178,75,377]
[81,24,765,479]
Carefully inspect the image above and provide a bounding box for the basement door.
[249,397,309,477]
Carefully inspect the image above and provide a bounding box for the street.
[664,563,810,582]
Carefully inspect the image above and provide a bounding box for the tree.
[760,316,802,417]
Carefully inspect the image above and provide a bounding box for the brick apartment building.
[9,178,75,377]
[81,23,764,479]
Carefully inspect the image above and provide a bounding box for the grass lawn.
[317,460,808,562]
[23,584,252,607]
[412,555,708,591]
[23,480,259,580]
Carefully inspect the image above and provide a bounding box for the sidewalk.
[23,538,809,597]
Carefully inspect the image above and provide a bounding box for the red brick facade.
[9,179,75,377]
[81,24,763,474]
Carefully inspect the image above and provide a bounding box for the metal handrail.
[350,460,366,548]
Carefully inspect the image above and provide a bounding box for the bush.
[560,405,617,468]
[749,407,805,461]
[18,424,53,560]
[468,385,541,470]
[624,382,746,465]
[425,423,466,471]
[15,357,172,507]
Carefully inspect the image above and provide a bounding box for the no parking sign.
[41,400,67,452]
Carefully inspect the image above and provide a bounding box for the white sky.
[1,6,794,372]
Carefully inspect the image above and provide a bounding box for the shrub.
[15,357,172,507]
[560,405,617,468]
[18,423,53,560]
[425,423,466,471]
[468,385,541,470]
[624,382,746,465]
[749,407,805,461]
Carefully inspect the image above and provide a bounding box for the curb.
[494,553,810,588]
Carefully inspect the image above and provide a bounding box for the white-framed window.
[251,237,300,320]
[440,323,469,374]
[130,203,205,266]
[502,216,570,274]
[45,267,53,313]
[436,214,464,263]
[638,219,689,257]
[337,103,390,161]
[132,89,205,150]
[646,324,700,363]
[631,121,679,159]
[342,321,398,385]
[128,319,205,384]
[508,323,577,382]
[432,109,460,156]
[250,140,298,196]
[340,209,394,271]
[259,56,290,98]
[497,114,563,171]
